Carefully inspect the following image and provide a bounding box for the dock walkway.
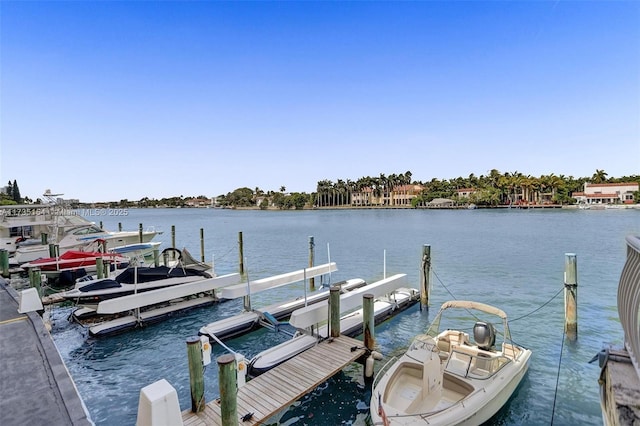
[0,278,93,426]
[182,335,366,426]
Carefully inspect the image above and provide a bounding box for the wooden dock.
[182,335,367,426]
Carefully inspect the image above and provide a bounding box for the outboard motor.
[473,321,496,351]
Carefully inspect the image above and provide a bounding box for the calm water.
[49,207,639,425]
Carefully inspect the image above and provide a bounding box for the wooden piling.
[29,267,42,297]
[96,257,105,279]
[238,231,244,275]
[118,222,122,232]
[171,225,176,249]
[420,244,431,309]
[330,285,341,338]
[564,253,578,340]
[186,336,205,413]
[363,293,375,350]
[217,353,238,426]
[40,233,48,245]
[138,223,143,244]
[309,236,315,291]
[0,249,9,278]
[200,228,205,262]
[49,244,57,258]
[153,248,159,267]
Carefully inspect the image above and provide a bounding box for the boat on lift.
[61,248,211,308]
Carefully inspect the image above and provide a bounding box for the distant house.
[572,182,639,205]
[351,184,424,207]
[185,197,211,207]
[427,198,455,208]
[455,188,476,198]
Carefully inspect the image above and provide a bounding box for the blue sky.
[1,1,638,202]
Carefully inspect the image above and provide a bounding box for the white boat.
[370,300,531,426]
[2,193,160,264]
[1,202,72,255]
[247,286,419,377]
[13,221,159,264]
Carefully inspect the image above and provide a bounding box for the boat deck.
[181,335,367,425]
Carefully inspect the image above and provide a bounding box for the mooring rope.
[550,326,566,425]
[432,266,565,323]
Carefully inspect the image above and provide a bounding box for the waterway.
[49,207,639,425]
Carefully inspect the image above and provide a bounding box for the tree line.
[216,169,640,209]
[3,169,639,209]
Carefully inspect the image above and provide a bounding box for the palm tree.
[591,169,608,184]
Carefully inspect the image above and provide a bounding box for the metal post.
[309,236,315,291]
[564,253,578,340]
[200,228,205,262]
[186,336,205,413]
[420,244,431,309]
[218,353,238,426]
[330,285,341,338]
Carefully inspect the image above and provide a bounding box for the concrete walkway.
[0,278,93,426]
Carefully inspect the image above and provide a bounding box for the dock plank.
[182,335,366,425]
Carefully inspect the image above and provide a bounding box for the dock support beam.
[564,253,578,340]
[308,236,315,291]
[420,245,431,310]
[218,353,238,426]
[330,285,341,337]
[186,336,205,413]
[238,231,244,276]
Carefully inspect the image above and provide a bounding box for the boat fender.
[365,355,375,379]
[371,351,383,361]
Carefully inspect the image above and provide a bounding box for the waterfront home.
[572,182,638,206]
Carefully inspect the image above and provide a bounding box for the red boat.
[22,250,129,288]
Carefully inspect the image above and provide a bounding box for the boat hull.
[371,350,531,425]
[370,300,532,426]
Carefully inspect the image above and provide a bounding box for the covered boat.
[370,300,531,426]
[61,248,212,308]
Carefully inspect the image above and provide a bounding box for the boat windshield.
[72,225,105,235]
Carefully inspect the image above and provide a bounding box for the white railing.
[618,235,640,379]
